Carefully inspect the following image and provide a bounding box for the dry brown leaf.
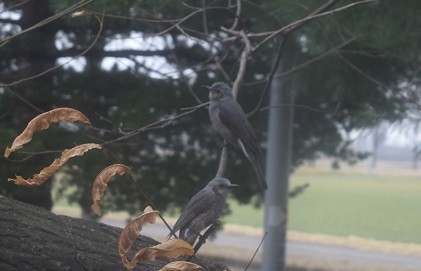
[127,238,195,270]
[4,108,91,157]
[160,261,203,271]
[8,143,102,187]
[118,206,160,269]
[91,164,131,216]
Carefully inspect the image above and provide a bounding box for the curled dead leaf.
[4,108,91,157]
[8,143,102,187]
[160,261,203,271]
[127,239,195,270]
[118,206,159,269]
[91,164,131,216]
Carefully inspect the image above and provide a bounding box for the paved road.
[102,218,421,270]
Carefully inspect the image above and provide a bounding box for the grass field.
[223,166,421,244]
[51,163,421,271]
[53,163,421,245]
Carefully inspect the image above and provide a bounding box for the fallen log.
[0,195,228,271]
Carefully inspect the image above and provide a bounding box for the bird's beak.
[228,184,239,189]
[202,85,212,90]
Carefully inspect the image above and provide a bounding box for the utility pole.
[262,41,295,271]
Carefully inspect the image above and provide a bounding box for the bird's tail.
[238,140,268,190]
[249,154,268,190]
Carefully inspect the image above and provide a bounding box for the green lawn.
[223,171,421,244]
[53,169,421,244]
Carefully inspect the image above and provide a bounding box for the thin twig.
[244,232,267,271]
[59,216,92,270]
[221,28,251,95]
[101,146,177,237]
[0,0,94,47]
[232,31,252,99]
[277,36,357,78]
[202,0,209,35]
[252,0,372,52]
[180,102,209,111]
[1,149,63,163]
[1,12,104,87]
[336,51,388,89]
[260,102,336,114]
[229,0,242,31]
[4,86,44,113]
[247,0,361,117]
[103,147,212,271]
[0,0,31,15]
[168,42,204,104]
[215,144,228,178]
[247,37,357,117]
[102,105,201,146]
[247,36,287,117]
[215,60,233,83]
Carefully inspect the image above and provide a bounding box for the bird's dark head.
[208,177,239,195]
[203,82,233,101]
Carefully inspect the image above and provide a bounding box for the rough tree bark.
[0,195,227,271]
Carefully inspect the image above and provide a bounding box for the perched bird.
[171,177,238,245]
[205,82,268,190]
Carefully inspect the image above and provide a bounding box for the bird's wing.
[172,189,213,233]
[218,101,268,190]
[217,101,261,158]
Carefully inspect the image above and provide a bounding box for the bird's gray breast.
[189,193,225,231]
[209,102,239,148]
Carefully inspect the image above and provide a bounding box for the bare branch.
[0,0,31,15]
[244,232,267,271]
[61,48,172,58]
[229,0,242,31]
[214,28,252,178]
[215,145,228,178]
[138,6,231,39]
[251,0,373,52]
[0,0,94,47]
[260,102,338,115]
[202,0,209,35]
[4,86,44,113]
[232,31,252,99]
[247,2,364,117]
[180,102,209,111]
[247,37,287,117]
[1,150,63,163]
[336,51,388,89]
[102,103,206,146]
[0,12,104,88]
[278,36,357,78]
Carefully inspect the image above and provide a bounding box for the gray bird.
[171,177,238,245]
[205,82,268,190]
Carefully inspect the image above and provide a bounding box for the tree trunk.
[0,195,226,271]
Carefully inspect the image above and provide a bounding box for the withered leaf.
[127,239,195,270]
[160,261,203,271]
[118,206,159,269]
[91,164,131,216]
[4,108,91,157]
[8,143,102,187]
